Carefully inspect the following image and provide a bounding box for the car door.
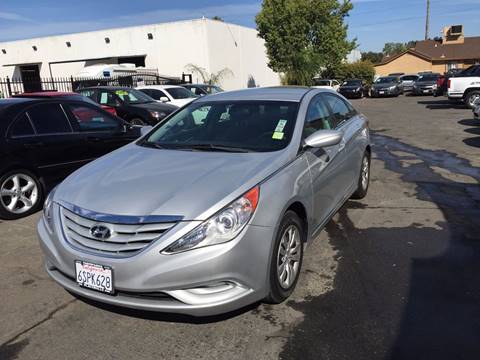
[96,89,128,119]
[323,93,365,199]
[301,94,345,232]
[64,101,137,159]
[7,102,89,187]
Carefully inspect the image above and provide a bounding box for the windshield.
[206,86,223,94]
[314,80,331,86]
[114,88,154,104]
[418,75,439,82]
[166,87,197,99]
[375,77,397,84]
[141,101,299,152]
[343,80,362,86]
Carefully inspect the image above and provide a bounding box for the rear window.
[11,113,35,137]
[27,103,72,134]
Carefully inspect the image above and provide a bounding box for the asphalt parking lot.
[1,95,479,360]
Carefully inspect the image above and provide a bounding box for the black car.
[181,84,224,96]
[412,74,440,95]
[0,97,142,219]
[77,86,178,125]
[338,79,368,99]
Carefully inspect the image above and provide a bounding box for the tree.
[256,0,356,85]
[361,51,383,64]
[382,41,417,57]
[325,60,375,84]
[184,64,233,86]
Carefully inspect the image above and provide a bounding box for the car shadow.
[279,132,480,360]
[458,118,480,148]
[417,99,465,110]
[70,292,261,324]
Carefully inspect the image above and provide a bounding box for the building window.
[1,49,6,54]
[32,45,37,51]
[447,62,459,70]
[147,33,153,40]
[104,37,110,44]
[66,41,71,47]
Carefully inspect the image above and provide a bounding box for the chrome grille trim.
[59,205,178,257]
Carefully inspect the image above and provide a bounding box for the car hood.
[167,98,196,107]
[132,102,178,112]
[340,86,361,90]
[55,143,289,221]
[415,81,436,86]
[372,83,396,89]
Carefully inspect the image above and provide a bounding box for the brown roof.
[375,36,480,66]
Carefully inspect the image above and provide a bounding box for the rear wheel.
[351,151,370,200]
[265,210,304,304]
[130,117,146,126]
[0,170,42,220]
[465,90,480,109]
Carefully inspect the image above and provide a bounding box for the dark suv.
[0,97,141,219]
[77,87,178,125]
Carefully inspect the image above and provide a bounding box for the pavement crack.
[0,299,77,347]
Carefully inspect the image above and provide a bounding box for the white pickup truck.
[447,65,480,109]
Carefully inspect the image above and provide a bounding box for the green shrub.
[323,61,376,84]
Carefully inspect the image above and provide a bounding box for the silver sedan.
[37,87,371,316]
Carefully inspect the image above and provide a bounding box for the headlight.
[162,186,260,254]
[389,85,396,90]
[150,111,166,119]
[43,186,57,234]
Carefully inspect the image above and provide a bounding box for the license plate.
[75,261,113,294]
[379,91,385,95]
[423,90,430,93]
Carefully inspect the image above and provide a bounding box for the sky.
[0,0,479,52]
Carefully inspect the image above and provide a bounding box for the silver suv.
[37,87,371,316]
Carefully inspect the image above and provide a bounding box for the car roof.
[195,86,313,102]
[13,91,79,97]
[79,86,133,90]
[137,85,181,90]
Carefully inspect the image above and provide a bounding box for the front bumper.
[339,90,362,98]
[371,88,396,97]
[37,207,275,316]
[413,87,435,95]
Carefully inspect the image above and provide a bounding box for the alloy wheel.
[0,173,38,214]
[361,156,370,190]
[277,225,301,289]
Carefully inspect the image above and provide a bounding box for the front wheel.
[129,117,146,126]
[351,151,370,199]
[0,170,43,220]
[265,211,304,304]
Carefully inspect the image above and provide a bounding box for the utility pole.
[425,0,430,40]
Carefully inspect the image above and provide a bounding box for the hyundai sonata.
[37,87,371,316]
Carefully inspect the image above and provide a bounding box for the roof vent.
[147,33,153,40]
[66,41,71,47]
[1,49,6,54]
[104,37,110,44]
[32,45,37,51]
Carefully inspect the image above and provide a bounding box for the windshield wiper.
[171,143,253,153]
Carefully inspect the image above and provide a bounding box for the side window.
[79,89,96,101]
[150,89,169,101]
[10,113,35,137]
[27,104,72,135]
[323,94,352,128]
[98,91,119,107]
[68,104,119,132]
[192,106,211,125]
[303,95,333,139]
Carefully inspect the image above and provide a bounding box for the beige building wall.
[375,53,432,75]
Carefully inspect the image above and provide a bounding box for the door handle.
[338,139,346,151]
[86,136,101,142]
[24,141,44,149]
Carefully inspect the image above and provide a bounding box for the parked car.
[338,79,369,99]
[181,84,224,96]
[370,76,403,97]
[136,85,197,107]
[12,91,118,116]
[312,79,341,91]
[0,97,143,219]
[77,86,178,125]
[412,73,440,95]
[37,87,371,316]
[447,65,480,109]
[399,75,419,92]
[388,72,405,77]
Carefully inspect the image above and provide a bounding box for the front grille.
[60,207,176,257]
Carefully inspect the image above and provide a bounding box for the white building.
[0,18,280,91]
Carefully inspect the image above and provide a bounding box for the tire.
[351,151,370,200]
[265,210,305,304]
[129,117,146,126]
[0,169,43,220]
[465,90,480,109]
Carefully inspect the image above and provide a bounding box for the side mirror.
[160,96,169,103]
[140,125,153,136]
[304,130,342,148]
